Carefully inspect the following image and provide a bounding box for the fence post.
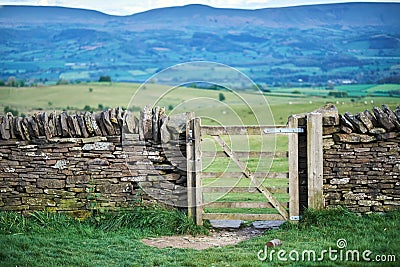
[186,112,195,218]
[307,112,324,210]
[194,117,203,225]
[288,115,300,222]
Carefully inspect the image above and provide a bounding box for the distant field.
[270,84,400,98]
[0,83,399,125]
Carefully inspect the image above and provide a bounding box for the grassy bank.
[0,208,398,266]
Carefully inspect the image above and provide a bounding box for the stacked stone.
[125,106,188,208]
[321,104,400,213]
[0,106,190,215]
[0,107,136,141]
[0,136,139,217]
[335,105,400,142]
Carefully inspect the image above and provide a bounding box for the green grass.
[0,206,207,237]
[334,84,400,95]
[1,208,398,266]
[202,157,287,173]
[1,83,399,126]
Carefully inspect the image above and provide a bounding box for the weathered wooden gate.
[187,113,322,226]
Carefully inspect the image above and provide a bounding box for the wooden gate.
[186,114,302,226]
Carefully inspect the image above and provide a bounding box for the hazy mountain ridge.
[1,3,400,28]
[0,5,112,24]
[128,3,400,29]
[0,3,399,84]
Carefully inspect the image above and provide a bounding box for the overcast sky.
[1,0,399,15]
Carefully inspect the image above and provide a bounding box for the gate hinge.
[187,129,194,143]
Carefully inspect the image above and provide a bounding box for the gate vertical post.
[288,116,300,222]
[307,113,324,210]
[186,112,196,218]
[193,117,203,225]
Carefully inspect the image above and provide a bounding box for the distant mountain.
[127,3,400,29]
[0,5,112,23]
[1,3,399,28]
[0,3,399,85]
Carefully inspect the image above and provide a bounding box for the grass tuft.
[0,206,208,237]
[90,206,208,236]
[0,212,28,234]
[299,206,357,228]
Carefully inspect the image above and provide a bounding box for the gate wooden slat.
[212,135,289,220]
[201,125,286,136]
[204,201,289,209]
[202,151,288,158]
[202,186,288,194]
[202,213,285,221]
[202,171,289,179]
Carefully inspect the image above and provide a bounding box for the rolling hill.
[0,3,399,85]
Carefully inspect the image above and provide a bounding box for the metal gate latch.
[263,128,304,134]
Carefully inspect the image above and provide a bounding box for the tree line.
[0,76,112,87]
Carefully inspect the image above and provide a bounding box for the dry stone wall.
[2,103,399,217]
[321,104,400,213]
[0,107,188,216]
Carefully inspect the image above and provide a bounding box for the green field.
[0,83,399,125]
[271,84,400,98]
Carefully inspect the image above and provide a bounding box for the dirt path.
[142,227,265,250]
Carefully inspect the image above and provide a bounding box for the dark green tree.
[56,79,69,85]
[99,76,112,82]
[218,92,226,102]
[4,106,19,116]
[83,105,93,112]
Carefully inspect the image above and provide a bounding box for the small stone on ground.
[209,220,243,229]
[252,220,285,229]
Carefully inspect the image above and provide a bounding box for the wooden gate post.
[193,117,203,225]
[186,112,196,218]
[307,113,324,210]
[288,115,300,222]
[186,113,203,225]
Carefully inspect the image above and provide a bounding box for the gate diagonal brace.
[212,135,289,220]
